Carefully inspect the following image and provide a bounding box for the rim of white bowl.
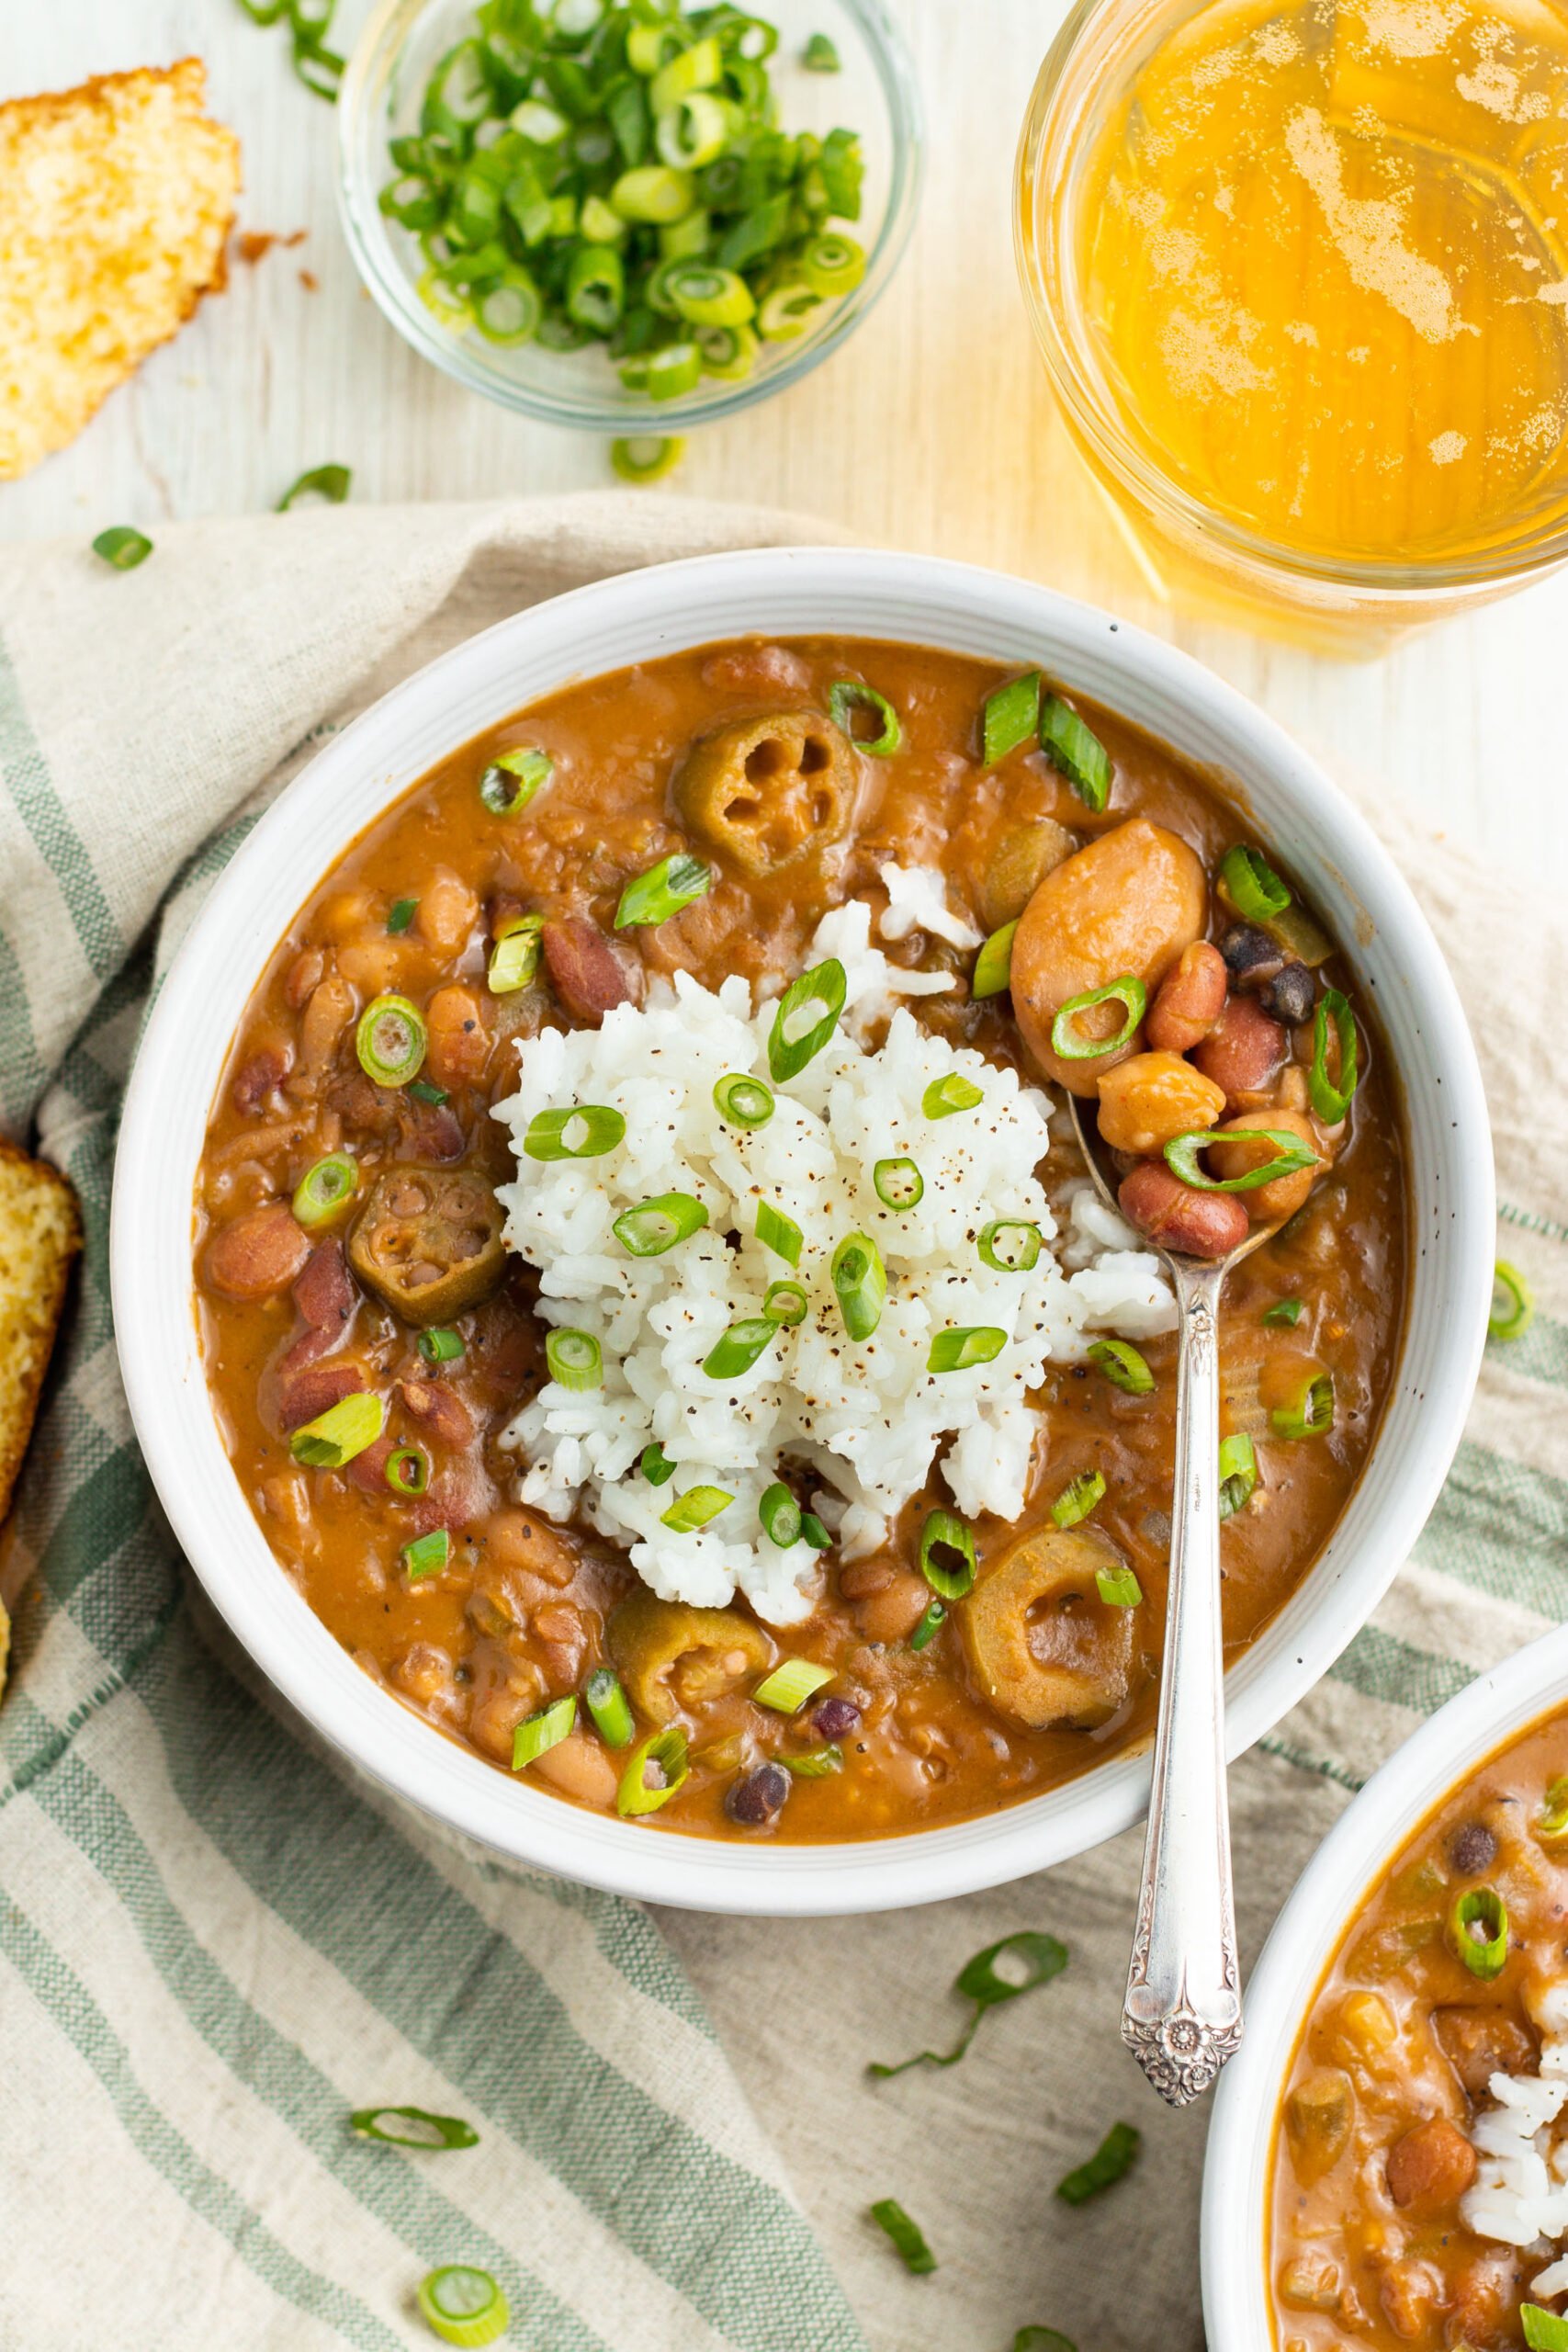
[111,545,1495,1916]
[1201,1619,1568,2351]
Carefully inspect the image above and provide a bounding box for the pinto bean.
[1145,941,1228,1053]
[396,1101,467,1163]
[725,1761,791,1826]
[700,642,813,697]
[284,947,325,1010]
[1191,993,1286,1104]
[299,974,356,1072]
[416,869,479,959]
[276,1360,366,1431]
[542,918,643,1024]
[532,1732,619,1807]
[1433,2004,1535,2099]
[425,985,491,1089]
[231,1045,292,1115]
[398,1377,475,1449]
[1095,1052,1227,1157]
[1385,2115,1476,2213]
[206,1204,312,1298]
[335,940,402,997]
[1118,1161,1249,1260]
[1206,1109,1320,1224]
[478,1508,580,1589]
[852,1566,931,1645]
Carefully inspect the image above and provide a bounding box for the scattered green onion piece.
[977,1220,1042,1272]
[350,2106,479,2151]
[754,1657,833,1714]
[972,922,1017,1001]
[1536,1774,1568,1848]
[919,1509,976,1600]
[290,1392,385,1468]
[873,1157,923,1211]
[869,2199,936,2275]
[928,1326,1007,1374]
[1262,1297,1303,1329]
[416,2263,509,2347]
[615,851,712,929]
[803,31,840,69]
[488,915,542,994]
[1087,1339,1154,1396]
[473,274,543,345]
[1217,1431,1259,1521]
[831,1231,886,1341]
[828,679,901,755]
[1013,2333,1077,2352]
[909,1599,946,1652]
[870,1930,1069,2076]
[386,896,418,934]
[1050,975,1146,1062]
[616,1724,689,1816]
[646,339,703,399]
[713,1071,775,1127]
[611,435,686,483]
[386,1448,429,1499]
[1052,1470,1106,1529]
[649,37,721,110]
[479,748,553,816]
[524,1105,626,1160]
[292,1152,358,1228]
[801,1511,832,1550]
[768,957,847,1081]
[799,232,865,296]
[759,1483,804,1548]
[1096,1566,1143,1608]
[1309,988,1360,1122]
[566,242,625,334]
[1219,843,1292,924]
[660,1485,732,1532]
[1163,1127,1318,1193]
[401,1529,451,1582]
[583,1668,635,1749]
[419,1328,464,1365]
[923,1073,984,1120]
[1056,2121,1141,2205]
[92,525,153,570]
[1448,1885,1509,1981]
[1490,1260,1535,1341]
[695,322,758,379]
[276,464,351,512]
[664,260,754,325]
[756,1201,803,1264]
[1039,695,1112,810]
[407,1079,447,1107]
[703,1318,777,1380]
[981,672,1041,766]
[764,1280,809,1327]
[546,1329,603,1392]
[757,278,824,339]
[610,164,696,223]
[614,1192,709,1257]
[1270,1372,1335,1441]
[786,1744,843,1776]
[640,1442,677,1487]
[1522,2308,1568,2352]
[512,1693,577,1770]
[355,993,427,1088]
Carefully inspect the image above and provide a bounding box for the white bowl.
[1201,1620,1568,2349]
[111,547,1495,1917]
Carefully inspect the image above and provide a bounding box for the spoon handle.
[1120,1255,1244,2107]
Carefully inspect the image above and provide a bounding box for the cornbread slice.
[0,1143,82,1702]
[0,59,241,481]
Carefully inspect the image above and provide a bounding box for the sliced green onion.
[828,680,901,756]
[474,273,542,345]
[703,1318,777,1380]
[871,1930,1068,2075]
[1522,2308,1568,2351]
[92,525,152,570]
[1039,695,1112,811]
[919,1509,976,1600]
[1270,1372,1335,1441]
[1490,1260,1535,1341]
[616,1724,689,1816]
[1262,1297,1303,1329]
[909,1599,945,1651]
[1052,1470,1106,1529]
[801,1512,832,1550]
[803,31,840,69]
[768,958,847,1081]
[292,1152,358,1228]
[649,37,721,109]
[546,1329,603,1392]
[350,2106,479,2151]
[1087,1339,1154,1396]
[419,1328,464,1365]
[1056,2121,1141,2205]
[1164,1127,1318,1193]
[1096,1566,1142,1607]
[407,1079,448,1107]
[1219,843,1292,924]
[754,1657,833,1713]
[1217,1431,1258,1521]
[488,914,542,994]
[615,851,712,929]
[756,1201,803,1264]
[611,435,686,484]
[928,1327,1007,1374]
[640,1442,677,1487]
[277,464,351,512]
[972,922,1017,1001]
[647,339,703,399]
[355,994,427,1088]
[873,1158,923,1211]
[660,1485,732,1532]
[524,1105,626,1160]
[977,1220,1042,1272]
[695,322,758,379]
[479,748,553,816]
[290,1392,384,1468]
[1012,2333,1077,2352]
[611,163,696,223]
[386,1448,429,1498]
[512,1693,577,1769]
[583,1668,635,1748]
[614,1192,709,1257]
[663,260,754,324]
[1448,1885,1509,1981]
[1309,988,1359,1122]
[831,1231,886,1340]
[566,242,625,334]
[416,2263,509,2346]
[1050,975,1146,1062]
[869,2199,936,2275]
[923,1073,984,1120]
[387,897,419,934]
[982,673,1040,765]
[401,1529,451,1581]
[1537,1774,1568,1848]
[757,277,824,339]
[799,232,865,296]
[759,1483,804,1548]
[763,1280,809,1327]
[786,1744,843,1776]
[713,1071,775,1127]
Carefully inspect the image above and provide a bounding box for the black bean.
[1449,1820,1497,1877]
[1220,923,1284,985]
[1261,961,1315,1026]
[812,1696,862,1740]
[725,1762,791,1827]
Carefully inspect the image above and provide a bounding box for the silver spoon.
[1067,1094,1280,2107]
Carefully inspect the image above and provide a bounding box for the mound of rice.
[1461,1977,1568,2293]
[493,878,1176,1625]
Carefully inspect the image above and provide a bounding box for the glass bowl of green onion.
[338,0,922,434]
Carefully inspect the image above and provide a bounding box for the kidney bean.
[345,1432,395,1494]
[1145,941,1228,1054]
[542,918,643,1025]
[231,1044,292,1116]
[1260,961,1315,1027]
[412,1455,496,1535]
[1192,993,1286,1104]
[294,1238,355,1336]
[277,1361,365,1431]
[206,1204,312,1298]
[1118,1161,1249,1260]
[1219,923,1284,985]
[425,985,491,1089]
[812,1695,862,1740]
[398,1377,474,1449]
[1095,1051,1227,1158]
[1385,2116,1476,2213]
[724,1761,792,1826]
[395,1101,466,1162]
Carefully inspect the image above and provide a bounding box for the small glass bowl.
[338,0,922,434]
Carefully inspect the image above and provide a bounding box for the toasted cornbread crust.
[0,58,242,481]
[0,1139,82,1532]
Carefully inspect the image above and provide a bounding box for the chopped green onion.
[1270,1372,1335,1441]
[407,1079,447,1107]
[1163,1127,1318,1193]
[1490,1260,1535,1341]
[923,1072,984,1119]
[801,1511,832,1550]
[703,1318,777,1380]
[611,435,686,484]
[909,1599,945,1651]
[977,1220,1042,1272]
[292,1152,358,1228]
[614,1192,709,1256]
[1262,1297,1303,1329]
[1096,1565,1142,1607]
[488,915,543,993]
[611,163,696,222]
[928,1326,1007,1374]
[1536,1774,1568,1849]
[981,673,1041,765]
[873,1157,924,1211]
[1217,1431,1258,1520]
[803,31,840,69]
[759,1483,804,1548]
[1050,975,1146,1062]
[474,274,543,345]
[831,1231,886,1340]
[972,922,1017,1000]
[1012,2333,1077,2352]
[919,1509,976,1600]
[1087,1339,1154,1396]
[401,1529,451,1581]
[546,1329,603,1392]
[756,1200,803,1264]
[663,260,754,324]
[386,1447,429,1498]
[713,1072,775,1127]
[640,1442,677,1487]
[1522,2308,1568,2351]
[757,278,824,339]
[584,1668,635,1748]
[646,338,703,399]
[660,1485,732,1532]
[616,1724,689,1816]
[419,1328,464,1365]
[387,896,418,934]
[92,525,152,570]
[479,748,553,817]
[512,1693,578,1770]
[764,1280,809,1327]
[828,680,901,755]
[768,957,847,1081]
[1219,843,1292,924]
[754,1657,833,1713]
[350,2106,479,2151]
[869,2199,936,2275]
[695,322,759,379]
[524,1105,626,1160]
[1039,695,1112,810]
[276,464,351,512]
[615,851,712,929]
[1056,2120,1141,2205]
[1309,988,1359,1122]
[786,1744,843,1776]
[1052,1470,1106,1529]
[290,1392,385,1468]
[799,232,865,296]
[871,1930,1069,2075]
[1448,1885,1509,1981]
[355,994,427,1088]
[416,2263,510,2346]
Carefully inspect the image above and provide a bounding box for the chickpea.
[417,869,480,959]
[426,985,491,1089]
[1145,941,1228,1054]
[1206,1109,1321,1223]
[1095,1052,1227,1157]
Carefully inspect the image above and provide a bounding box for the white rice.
[1461,1978,1568,2293]
[492,875,1176,1625]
